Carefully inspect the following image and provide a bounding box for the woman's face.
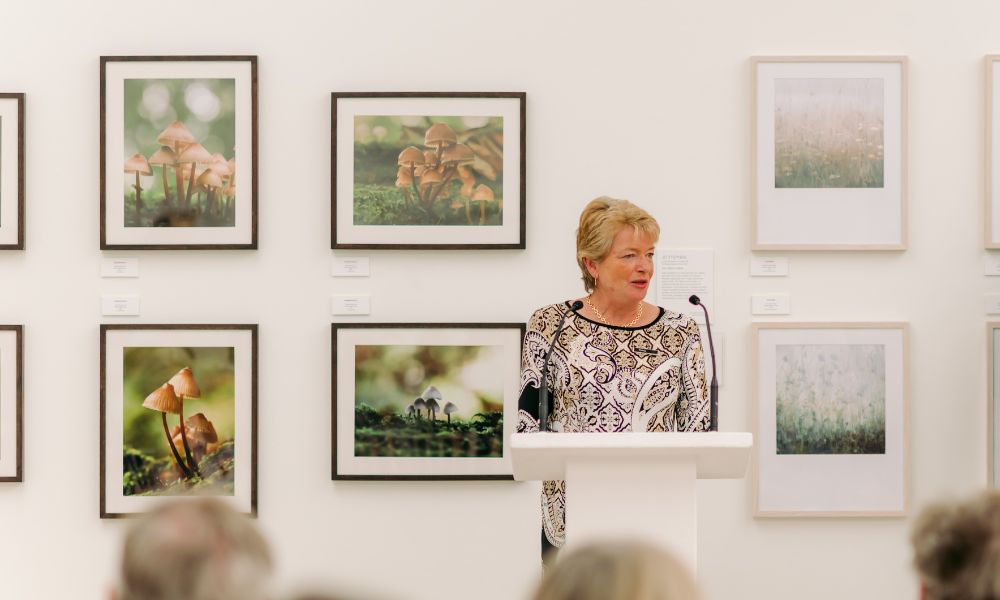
[587,226,656,303]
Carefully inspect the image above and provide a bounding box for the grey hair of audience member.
[531,539,702,600]
[115,498,272,600]
[912,490,1000,600]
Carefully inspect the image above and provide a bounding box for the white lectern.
[510,432,752,571]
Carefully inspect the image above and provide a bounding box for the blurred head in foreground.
[912,490,1000,600]
[114,498,272,600]
[531,539,701,600]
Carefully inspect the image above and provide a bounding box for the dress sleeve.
[676,316,711,432]
[517,308,551,433]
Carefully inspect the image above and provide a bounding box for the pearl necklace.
[586,295,643,327]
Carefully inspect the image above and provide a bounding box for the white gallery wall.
[0,0,993,597]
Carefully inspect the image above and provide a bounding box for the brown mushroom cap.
[471,184,495,202]
[156,121,196,148]
[185,413,219,443]
[143,383,182,414]
[398,146,424,168]
[197,169,223,189]
[148,146,177,167]
[209,154,232,177]
[424,123,457,149]
[420,168,443,186]
[124,153,152,176]
[167,367,201,399]
[176,143,214,166]
[395,167,413,187]
[440,143,475,165]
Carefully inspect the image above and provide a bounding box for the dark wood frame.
[100,324,258,518]
[100,56,259,250]
[331,92,527,250]
[0,325,23,482]
[0,94,25,250]
[332,322,525,480]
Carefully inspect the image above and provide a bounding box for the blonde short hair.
[531,540,701,600]
[911,491,1000,600]
[576,197,660,292]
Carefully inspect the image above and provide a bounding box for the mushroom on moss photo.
[121,347,236,497]
[353,344,505,459]
[122,78,237,228]
[352,115,504,227]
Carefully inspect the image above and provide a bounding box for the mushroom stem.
[174,163,186,209]
[178,399,201,477]
[401,187,412,205]
[133,172,143,223]
[161,412,193,479]
[185,163,197,207]
[160,165,172,207]
[479,199,487,225]
[427,167,456,205]
[465,198,473,225]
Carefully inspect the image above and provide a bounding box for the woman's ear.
[583,257,600,280]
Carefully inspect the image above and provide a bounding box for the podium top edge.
[510,431,753,450]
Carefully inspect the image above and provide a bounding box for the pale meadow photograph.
[775,343,886,455]
[774,77,884,188]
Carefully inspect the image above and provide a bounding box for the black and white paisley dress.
[517,301,710,548]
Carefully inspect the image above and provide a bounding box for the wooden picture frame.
[751,56,908,250]
[100,56,258,249]
[332,322,524,480]
[100,324,257,517]
[988,323,1000,487]
[986,56,1000,248]
[752,322,909,516]
[331,92,526,250]
[0,325,23,482]
[0,94,24,250]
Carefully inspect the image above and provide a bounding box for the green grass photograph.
[774,77,884,189]
[776,343,886,455]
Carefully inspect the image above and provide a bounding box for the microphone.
[538,300,584,432]
[688,295,718,432]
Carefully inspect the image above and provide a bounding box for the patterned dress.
[517,301,710,548]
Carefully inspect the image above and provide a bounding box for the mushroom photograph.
[352,344,505,458]
[351,115,504,226]
[122,78,237,227]
[121,347,236,496]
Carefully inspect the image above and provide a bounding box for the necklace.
[586,295,643,327]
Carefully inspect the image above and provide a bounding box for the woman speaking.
[518,197,710,564]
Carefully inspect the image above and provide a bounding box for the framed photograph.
[332,323,524,479]
[988,323,1000,486]
[0,326,22,481]
[100,324,257,517]
[752,322,908,516]
[100,56,257,249]
[986,57,1000,248]
[0,94,24,250]
[751,57,908,250]
[331,92,525,249]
